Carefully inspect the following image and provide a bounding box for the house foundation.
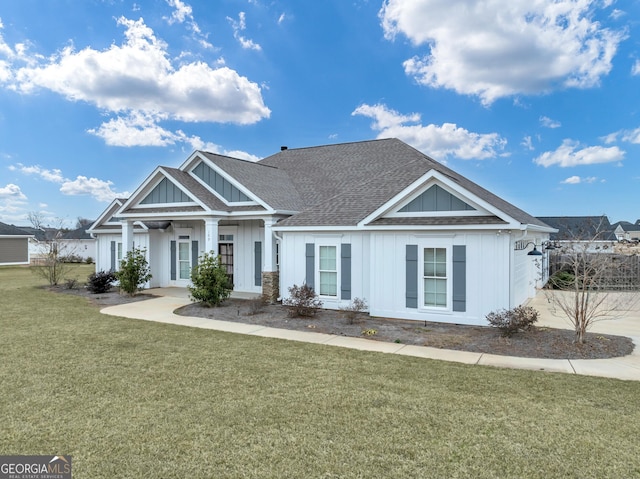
[261,271,280,303]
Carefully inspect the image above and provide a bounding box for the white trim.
[358,170,524,228]
[131,201,200,209]
[186,153,274,212]
[419,243,452,313]
[315,242,340,300]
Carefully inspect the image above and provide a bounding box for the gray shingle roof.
[537,216,616,241]
[0,222,31,236]
[260,138,549,228]
[199,152,303,211]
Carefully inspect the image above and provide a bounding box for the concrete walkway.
[100,288,640,381]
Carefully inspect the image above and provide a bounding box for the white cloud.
[521,136,534,151]
[60,177,129,202]
[352,103,506,160]
[610,9,625,20]
[164,0,213,49]
[3,17,269,133]
[534,139,625,167]
[561,175,597,184]
[278,13,287,25]
[12,163,126,202]
[227,12,262,51]
[602,127,640,144]
[540,116,561,128]
[0,183,26,200]
[380,0,624,105]
[632,60,640,76]
[621,128,640,143]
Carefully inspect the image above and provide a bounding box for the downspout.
[510,228,529,308]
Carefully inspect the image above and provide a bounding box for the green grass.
[1,267,639,478]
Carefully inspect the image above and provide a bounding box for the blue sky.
[1,0,639,228]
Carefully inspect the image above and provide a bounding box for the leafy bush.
[486,306,539,337]
[340,297,368,324]
[548,271,576,290]
[282,283,323,317]
[85,257,94,264]
[60,254,84,263]
[115,247,152,296]
[86,270,117,294]
[188,252,232,307]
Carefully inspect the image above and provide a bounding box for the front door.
[218,241,234,287]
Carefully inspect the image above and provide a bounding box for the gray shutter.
[305,243,315,288]
[453,245,466,312]
[110,241,116,271]
[406,245,418,308]
[191,241,199,269]
[170,241,176,281]
[254,241,262,287]
[341,243,351,300]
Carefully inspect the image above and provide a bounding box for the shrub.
[548,271,576,290]
[85,257,94,264]
[64,277,79,290]
[115,247,152,296]
[282,283,323,317]
[486,306,539,337]
[188,252,232,307]
[86,270,117,294]
[340,297,368,324]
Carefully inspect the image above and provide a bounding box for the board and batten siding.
[279,232,369,309]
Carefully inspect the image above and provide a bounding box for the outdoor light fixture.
[527,245,543,256]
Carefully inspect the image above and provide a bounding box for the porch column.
[261,218,279,302]
[121,220,134,253]
[205,218,219,255]
[263,218,276,272]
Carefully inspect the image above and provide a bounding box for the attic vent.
[281,146,288,151]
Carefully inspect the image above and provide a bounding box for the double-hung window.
[423,247,447,308]
[318,245,337,297]
[116,242,123,270]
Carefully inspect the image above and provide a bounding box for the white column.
[263,218,276,272]
[205,218,219,255]
[121,220,134,253]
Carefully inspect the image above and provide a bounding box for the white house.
[89,139,555,326]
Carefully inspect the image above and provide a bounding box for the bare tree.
[30,216,76,286]
[27,211,47,230]
[545,216,637,343]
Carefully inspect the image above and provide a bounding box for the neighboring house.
[613,221,640,242]
[89,138,555,326]
[0,222,33,265]
[537,216,618,253]
[15,226,62,261]
[59,223,96,261]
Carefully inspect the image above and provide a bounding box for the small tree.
[116,247,152,296]
[545,216,637,343]
[188,252,232,307]
[29,216,74,286]
[283,283,323,317]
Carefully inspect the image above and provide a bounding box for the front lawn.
[1,266,639,478]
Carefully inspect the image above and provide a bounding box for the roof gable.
[140,177,194,204]
[397,184,476,213]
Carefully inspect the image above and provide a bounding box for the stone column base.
[261,271,280,303]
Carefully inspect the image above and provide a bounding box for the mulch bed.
[174,298,635,360]
[52,286,635,360]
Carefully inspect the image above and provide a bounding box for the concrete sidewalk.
[100,288,640,381]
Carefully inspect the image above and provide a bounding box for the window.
[178,242,190,280]
[423,247,447,307]
[318,245,337,296]
[116,242,123,270]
